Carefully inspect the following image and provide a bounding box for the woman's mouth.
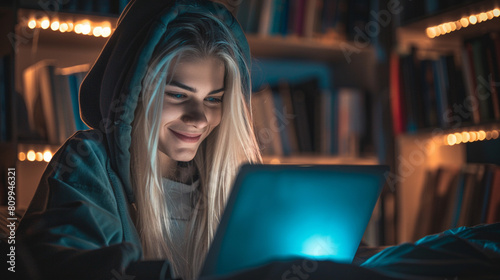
[170,129,202,143]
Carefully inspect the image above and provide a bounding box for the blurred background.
[1,0,499,247]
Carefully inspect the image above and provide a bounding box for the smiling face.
[158,56,225,163]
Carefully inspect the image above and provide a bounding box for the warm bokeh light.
[59,22,69,32]
[35,152,43,161]
[50,20,60,31]
[74,23,82,34]
[450,22,457,31]
[479,12,488,22]
[18,152,26,161]
[461,132,470,143]
[102,26,112,37]
[41,18,50,29]
[447,134,457,146]
[478,130,486,140]
[427,7,499,38]
[25,17,114,38]
[486,131,492,140]
[28,19,36,29]
[81,21,91,35]
[93,26,102,37]
[27,150,36,161]
[270,158,281,164]
[43,151,53,162]
[460,17,469,28]
[469,15,477,24]
[469,131,477,142]
[426,27,436,38]
[443,129,499,146]
[492,130,500,139]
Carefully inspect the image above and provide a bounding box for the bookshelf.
[392,0,500,243]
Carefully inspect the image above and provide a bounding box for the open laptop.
[200,164,389,278]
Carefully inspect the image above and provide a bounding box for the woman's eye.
[165,93,186,99]
[205,96,223,104]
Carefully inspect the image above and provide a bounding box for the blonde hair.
[130,12,261,280]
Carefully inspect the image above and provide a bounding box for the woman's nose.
[181,101,208,129]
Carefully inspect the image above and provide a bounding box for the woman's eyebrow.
[167,80,224,95]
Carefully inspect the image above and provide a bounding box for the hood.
[79,0,251,204]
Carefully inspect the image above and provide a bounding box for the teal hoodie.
[16,1,250,279]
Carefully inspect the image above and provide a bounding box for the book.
[251,86,283,155]
[22,60,59,143]
[471,37,494,122]
[258,0,274,36]
[389,52,405,135]
[337,88,365,157]
[456,164,487,227]
[486,165,500,223]
[277,81,300,155]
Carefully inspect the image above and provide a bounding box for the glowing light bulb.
[18,152,26,161]
[59,22,69,32]
[487,11,494,19]
[50,20,60,31]
[460,17,469,27]
[43,151,52,162]
[479,12,488,22]
[447,134,457,146]
[426,27,437,38]
[444,23,452,33]
[102,26,112,37]
[469,131,477,142]
[28,19,36,29]
[454,132,463,144]
[469,15,477,25]
[41,18,50,29]
[27,150,36,161]
[75,23,82,34]
[461,132,470,143]
[450,22,457,31]
[93,26,102,37]
[494,8,500,17]
[478,130,486,140]
[81,20,91,35]
[492,130,499,139]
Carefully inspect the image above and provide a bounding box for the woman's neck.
[159,153,196,184]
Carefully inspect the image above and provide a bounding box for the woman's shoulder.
[48,129,111,181]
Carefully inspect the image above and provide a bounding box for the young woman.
[17,1,261,279]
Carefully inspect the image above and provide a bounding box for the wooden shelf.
[262,155,379,165]
[247,34,375,62]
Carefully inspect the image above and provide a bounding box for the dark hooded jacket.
[16,1,250,279]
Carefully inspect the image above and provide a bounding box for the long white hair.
[130,11,261,280]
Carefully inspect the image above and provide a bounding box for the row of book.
[235,0,371,40]
[390,32,500,134]
[20,0,130,15]
[22,60,89,144]
[0,55,13,142]
[251,79,368,157]
[413,163,500,240]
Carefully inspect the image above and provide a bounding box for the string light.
[427,8,499,38]
[25,17,114,37]
[18,149,55,162]
[444,129,499,146]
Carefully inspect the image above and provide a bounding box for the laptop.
[200,164,389,278]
